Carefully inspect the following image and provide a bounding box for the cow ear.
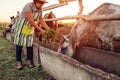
[62,35,69,42]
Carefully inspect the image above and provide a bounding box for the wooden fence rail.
[44,14,120,21]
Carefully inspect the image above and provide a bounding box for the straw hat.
[35,0,48,3]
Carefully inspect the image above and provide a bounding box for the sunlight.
[59,19,76,23]
[43,1,79,18]
[1,0,120,22]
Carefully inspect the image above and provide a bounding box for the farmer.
[12,0,49,70]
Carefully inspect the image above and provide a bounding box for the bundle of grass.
[41,29,60,43]
[37,29,62,51]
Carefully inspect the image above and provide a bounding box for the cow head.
[57,35,74,57]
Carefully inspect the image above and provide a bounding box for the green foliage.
[0,26,5,30]
[41,29,59,43]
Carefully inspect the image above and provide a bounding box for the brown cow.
[44,11,58,30]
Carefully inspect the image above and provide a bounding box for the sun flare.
[59,19,76,23]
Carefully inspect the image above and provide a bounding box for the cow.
[3,16,16,36]
[44,11,58,30]
[57,18,120,57]
[94,20,120,51]
[57,19,88,57]
[57,3,120,57]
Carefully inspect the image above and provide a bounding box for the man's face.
[35,1,45,10]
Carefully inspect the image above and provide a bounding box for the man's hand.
[40,29,45,35]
